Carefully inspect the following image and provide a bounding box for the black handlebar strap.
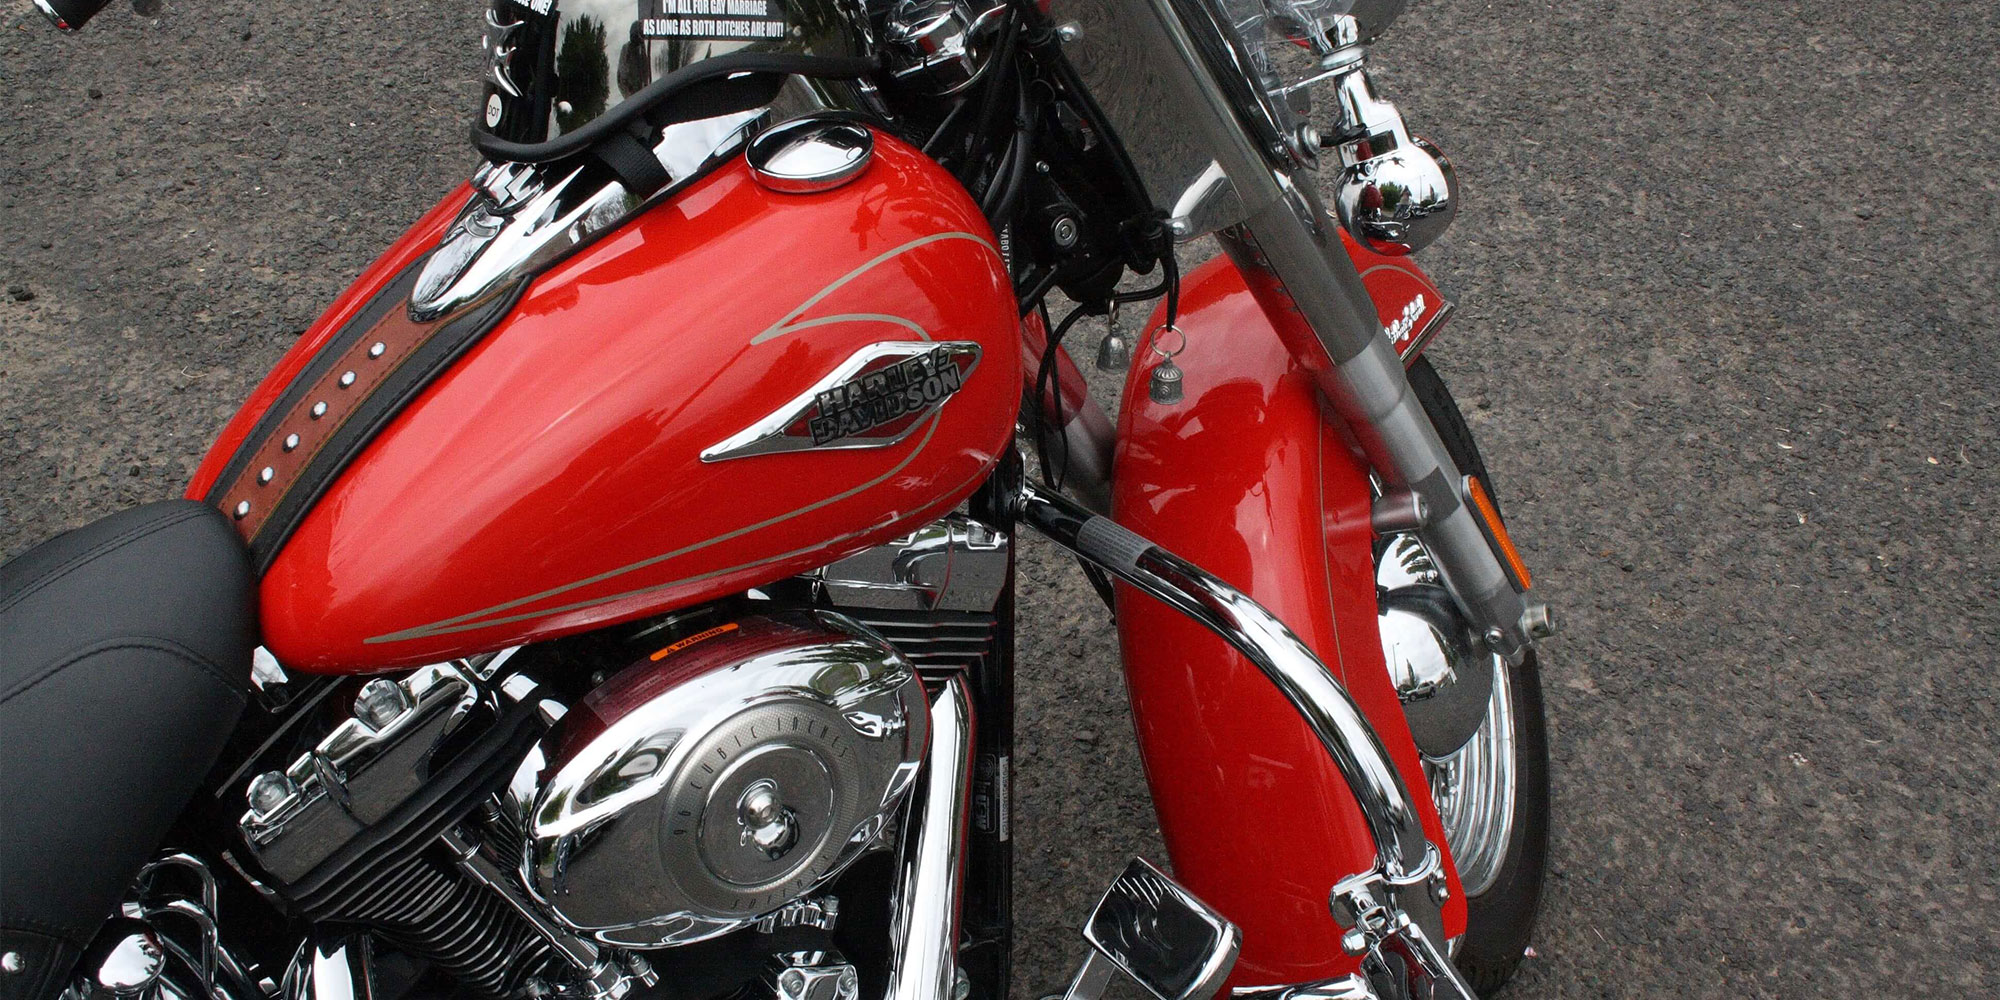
[473,52,878,178]
[583,70,795,198]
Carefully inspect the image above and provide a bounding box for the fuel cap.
[747,118,875,194]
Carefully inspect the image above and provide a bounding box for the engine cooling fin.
[838,608,1001,674]
[331,850,560,997]
[238,665,557,1000]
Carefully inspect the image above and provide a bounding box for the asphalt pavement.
[3,1,1997,997]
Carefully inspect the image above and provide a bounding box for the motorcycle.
[0,2,1555,1000]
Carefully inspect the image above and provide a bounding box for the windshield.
[480,0,872,143]
[1046,0,1403,239]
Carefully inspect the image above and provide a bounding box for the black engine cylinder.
[323,852,558,997]
[236,664,555,999]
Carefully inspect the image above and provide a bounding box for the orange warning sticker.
[649,622,740,661]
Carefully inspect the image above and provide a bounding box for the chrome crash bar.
[1016,481,1476,1000]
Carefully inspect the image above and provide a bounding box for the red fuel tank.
[189,131,1021,672]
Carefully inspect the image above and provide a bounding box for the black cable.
[1033,300,1118,613]
[981,87,1035,221]
[922,96,977,159]
[1016,267,1059,317]
[964,9,1023,169]
[1035,300,1093,488]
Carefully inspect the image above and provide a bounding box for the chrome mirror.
[1069,858,1242,1000]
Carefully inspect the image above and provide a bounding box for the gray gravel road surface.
[3,1,1997,997]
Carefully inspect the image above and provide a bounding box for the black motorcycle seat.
[0,501,255,1000]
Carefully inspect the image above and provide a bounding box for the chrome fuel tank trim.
[411,111,765,321]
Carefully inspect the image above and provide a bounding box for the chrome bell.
[1095,305,1132,372]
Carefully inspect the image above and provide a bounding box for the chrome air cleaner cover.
[525,610,928,946]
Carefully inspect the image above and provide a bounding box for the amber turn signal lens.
[1464,475,1532,592]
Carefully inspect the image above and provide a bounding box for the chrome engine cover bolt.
[776,963,860,1000]
[245,770,299,820]
[353,677,414,730]
[1,951,23,974]
[736,779,802,861]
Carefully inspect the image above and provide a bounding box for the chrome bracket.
[1324,850,1473,1000]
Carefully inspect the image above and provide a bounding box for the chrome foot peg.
[1059,859,1241,1000]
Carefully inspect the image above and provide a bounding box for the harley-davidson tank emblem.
[703,341,981,462]
[810,346,966,445]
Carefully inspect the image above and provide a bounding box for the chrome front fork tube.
[1213,214,1536,663]
[1013,482,1476,1000]
[1107,0,1542,661]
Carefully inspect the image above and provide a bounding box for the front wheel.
[1403,358,1551,996]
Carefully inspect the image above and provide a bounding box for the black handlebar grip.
[34,0,118,31]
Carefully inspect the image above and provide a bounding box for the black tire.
[1404,358,1551,997]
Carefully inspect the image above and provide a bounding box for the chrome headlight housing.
[1173,0,1408,162]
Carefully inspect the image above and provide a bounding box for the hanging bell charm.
[1096,302,1131,371]
[1097,329,1134,371]
[1148,357,1184,404]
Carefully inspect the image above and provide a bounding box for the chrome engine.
[211,519,1000,1000]
[523,610,929,947]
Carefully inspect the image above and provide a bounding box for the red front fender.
[1109,253,1463,988]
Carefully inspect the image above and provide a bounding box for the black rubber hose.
[35,0,116,31]
[981,89,1034,221]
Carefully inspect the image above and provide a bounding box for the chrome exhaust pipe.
[283,936,373,1000]
[885,678,974,1000]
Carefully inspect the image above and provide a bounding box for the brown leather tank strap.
[205,265,526,573]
